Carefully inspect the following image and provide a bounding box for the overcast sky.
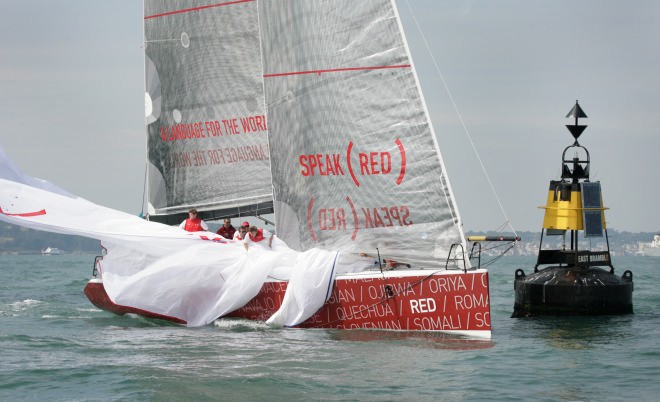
[1,1,659,233]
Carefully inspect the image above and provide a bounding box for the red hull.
[84,269,491,338]
[84,278,186,324]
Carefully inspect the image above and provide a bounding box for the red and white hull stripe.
[84,269,491,338]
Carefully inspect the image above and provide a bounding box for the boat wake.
[212,318,271,332]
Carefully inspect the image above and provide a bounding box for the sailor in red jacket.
[243,225,274,250]
[216,217,236,239]
[178,208,209,232]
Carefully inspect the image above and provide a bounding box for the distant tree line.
[0,223,101,254]
[0,222,655,255]
[465,229,657,256]
[465,229,656,245]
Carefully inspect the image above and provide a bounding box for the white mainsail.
[144,0,272,223]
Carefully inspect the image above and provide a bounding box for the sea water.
[1,254,659,401]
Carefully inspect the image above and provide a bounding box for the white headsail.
[262,0,467,268]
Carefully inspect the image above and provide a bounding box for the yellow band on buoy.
[466,236,520,242]
[539,206,609,211]
[541,187,607,230]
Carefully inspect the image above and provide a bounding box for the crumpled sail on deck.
[144,0,273,224]
[0,147,367,327]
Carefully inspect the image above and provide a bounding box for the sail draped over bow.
[0,146,371,327]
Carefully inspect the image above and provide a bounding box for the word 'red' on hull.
[84,269,492,339]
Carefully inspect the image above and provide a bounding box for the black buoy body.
[513,101,633,317]
[513,266,633,317]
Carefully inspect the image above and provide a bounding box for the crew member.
[179,208,208,232]
[243,225,274,250]
[216,217,236,239]
[233,221,250,241]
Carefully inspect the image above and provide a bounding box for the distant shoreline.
[1,222,657,256]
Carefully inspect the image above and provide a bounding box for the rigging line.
[140,161,148,218]
[478,244,516,268]
[374,247,397,323]
[324,252,340,301]
[376,247,384,274]
[402,0,517,237]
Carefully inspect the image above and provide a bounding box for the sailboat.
[640,234,660,257]
[41,246,64,255]
[1,0,516,339]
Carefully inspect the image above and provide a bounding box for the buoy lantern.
[512,101,633,317]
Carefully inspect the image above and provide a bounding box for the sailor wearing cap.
[233,221,250,241]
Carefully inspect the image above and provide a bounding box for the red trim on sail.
[0,207,46,217]
[197,234,228,243]
[346,196,359,240]
[144,0,254,20]
[264,64,411,78]
[346,141,359,187]
[395,138,406,185]
[307,197,317,241]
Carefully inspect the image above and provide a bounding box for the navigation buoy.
[512,101,633,317]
